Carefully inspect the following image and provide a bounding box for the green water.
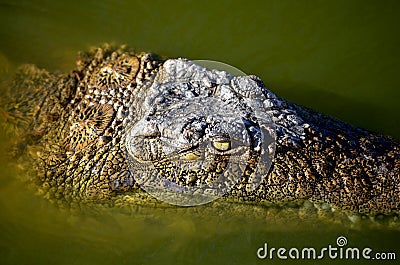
[0,0,399,264]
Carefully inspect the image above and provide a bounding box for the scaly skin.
[2,44,399,215]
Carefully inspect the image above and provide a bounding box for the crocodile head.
[124,59,276,206]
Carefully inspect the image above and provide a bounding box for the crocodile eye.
[184,153,200,160]
[212,141,231,152]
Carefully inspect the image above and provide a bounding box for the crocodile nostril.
[143,122,161,138]
[129,118,161,138]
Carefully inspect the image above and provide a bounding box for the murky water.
[0,1,399,264]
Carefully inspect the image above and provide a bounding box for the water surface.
[0,1,399,264]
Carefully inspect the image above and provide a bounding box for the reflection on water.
[1,163,399,265]
[0,0,399,264]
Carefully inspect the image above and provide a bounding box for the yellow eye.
[184,153,200,160]
[212,141,231,151]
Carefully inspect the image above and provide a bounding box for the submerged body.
[2,45,399,215]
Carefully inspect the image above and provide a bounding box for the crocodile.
[1,44,399,217]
